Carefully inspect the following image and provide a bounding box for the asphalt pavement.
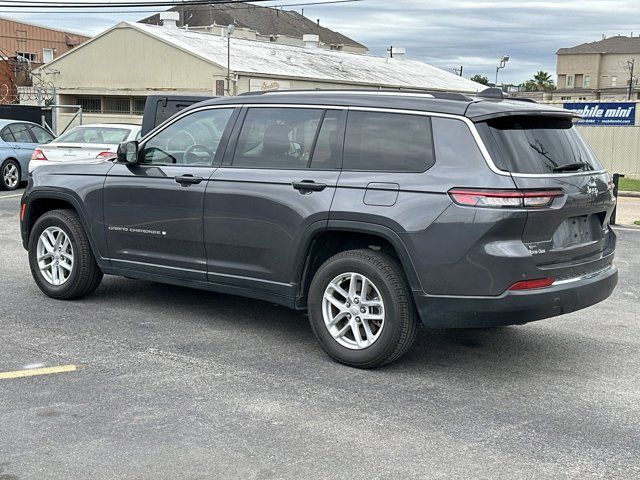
[1,188,639,480]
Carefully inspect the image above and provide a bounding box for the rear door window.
[342,111,434,172]
[8,123,34,143]
[232,107,324,169]
[477,116,603,174]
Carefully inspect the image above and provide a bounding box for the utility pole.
[226,23,235,96]
[627,59,635,100]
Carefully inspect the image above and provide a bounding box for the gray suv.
[20,90,618,368]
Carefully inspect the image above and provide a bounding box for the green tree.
[470,74,490,85]
[521,71,556,92]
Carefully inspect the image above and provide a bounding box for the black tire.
[0,159,20,191]
[28,209,103,300]
[308,249,418,368]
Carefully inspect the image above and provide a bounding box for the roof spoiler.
[476,88,504,99]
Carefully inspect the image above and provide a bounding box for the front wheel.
[308,249,418,368]
[28,209,103,299]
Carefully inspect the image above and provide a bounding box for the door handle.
[292,180,327,192]
[175,174,203,185]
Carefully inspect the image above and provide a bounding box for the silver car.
[30,123,141,172]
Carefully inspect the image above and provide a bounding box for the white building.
[35,21,485,129]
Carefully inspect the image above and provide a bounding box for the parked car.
[29,123,141,172]
[0,119,54,190]
[20,89,618,368]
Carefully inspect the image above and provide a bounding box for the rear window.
[343,111,434,172]
[55,127,131,144]
[477,116,603,174]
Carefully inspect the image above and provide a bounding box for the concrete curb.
[618,190,640,198]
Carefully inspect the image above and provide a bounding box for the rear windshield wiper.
[552,162,593,172]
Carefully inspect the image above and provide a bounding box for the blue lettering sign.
[563,102,636,126]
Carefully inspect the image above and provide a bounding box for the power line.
[0,0,361,14]
[0,0,281,7]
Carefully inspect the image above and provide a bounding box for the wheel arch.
[23,190,102,263]
[295,220,422,308]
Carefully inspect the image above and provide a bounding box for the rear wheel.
[0,159,20,190]
[308,249,418,368]
[28,209,103,299]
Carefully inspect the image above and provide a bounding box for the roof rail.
[238,88,473,101]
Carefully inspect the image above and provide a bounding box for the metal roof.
[140,4,366,51]
[132,22,485,93]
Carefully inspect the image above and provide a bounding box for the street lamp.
[495,54,510,86]
[226,23,235,96]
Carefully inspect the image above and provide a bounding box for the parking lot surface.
[1,188,639,480]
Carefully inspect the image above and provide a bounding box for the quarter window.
[343,111,434,172]
[141,108,234,166]
[233,108,324,169]
[28,125,54,143]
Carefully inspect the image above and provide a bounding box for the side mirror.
[117,140,139,164]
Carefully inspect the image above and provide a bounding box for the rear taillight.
[31,148,47,161]
[508,277,555,291]
[20,203,26,222]
[96,151,116,159]
[449,188,563,208]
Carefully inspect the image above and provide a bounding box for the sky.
[2,0,640,84]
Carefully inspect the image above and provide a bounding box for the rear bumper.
[415,265,618,328]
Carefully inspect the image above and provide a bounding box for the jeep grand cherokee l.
[20,90,618,368]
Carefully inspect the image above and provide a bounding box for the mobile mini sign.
[563,102,636,126]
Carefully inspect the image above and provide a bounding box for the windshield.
[55,127,131,145]
[477,116,603,174]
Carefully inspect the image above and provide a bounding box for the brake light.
[31,148,47,161]
[96,151,116,159]
[508,277,555,291]
[449,188,563,208]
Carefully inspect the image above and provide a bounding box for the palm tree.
[524,71,555,92]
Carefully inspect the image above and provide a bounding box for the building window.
[103,97,131,114]
[132,97,146,115]
[611,76,617,87]
[42,48,54,63]
[566,75,574,88]
[583,75,591,88]
[16,52,37,62]
[77,96,101,113]
[561,96,572,100]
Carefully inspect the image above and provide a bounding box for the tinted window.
[233,108,324,169]
[0,127,14,142]
[432,117,487,170]
[28,125,54,143]
[8,123,33,143]
[56,127,131,144]
[477,116,603,174]
[142,108,233,166]
[309,110,345,169]
[343,111,434,172]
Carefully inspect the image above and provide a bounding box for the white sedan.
[30,123,141,171]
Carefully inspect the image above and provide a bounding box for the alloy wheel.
[2,162,19,189]
[322,272,385,349]
[36,226,74,286]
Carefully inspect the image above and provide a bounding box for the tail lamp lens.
[96,151,116,159]
[449,189,563,208]
[31,148,47,161]
[508,277,555,291]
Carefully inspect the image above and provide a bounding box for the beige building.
[35,21,484,130]
[555,35,640,101]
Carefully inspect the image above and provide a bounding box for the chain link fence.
[577,126,640,176]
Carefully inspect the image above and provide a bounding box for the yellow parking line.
[0,364,77,380]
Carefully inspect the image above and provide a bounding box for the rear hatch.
[476,115,616,281]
